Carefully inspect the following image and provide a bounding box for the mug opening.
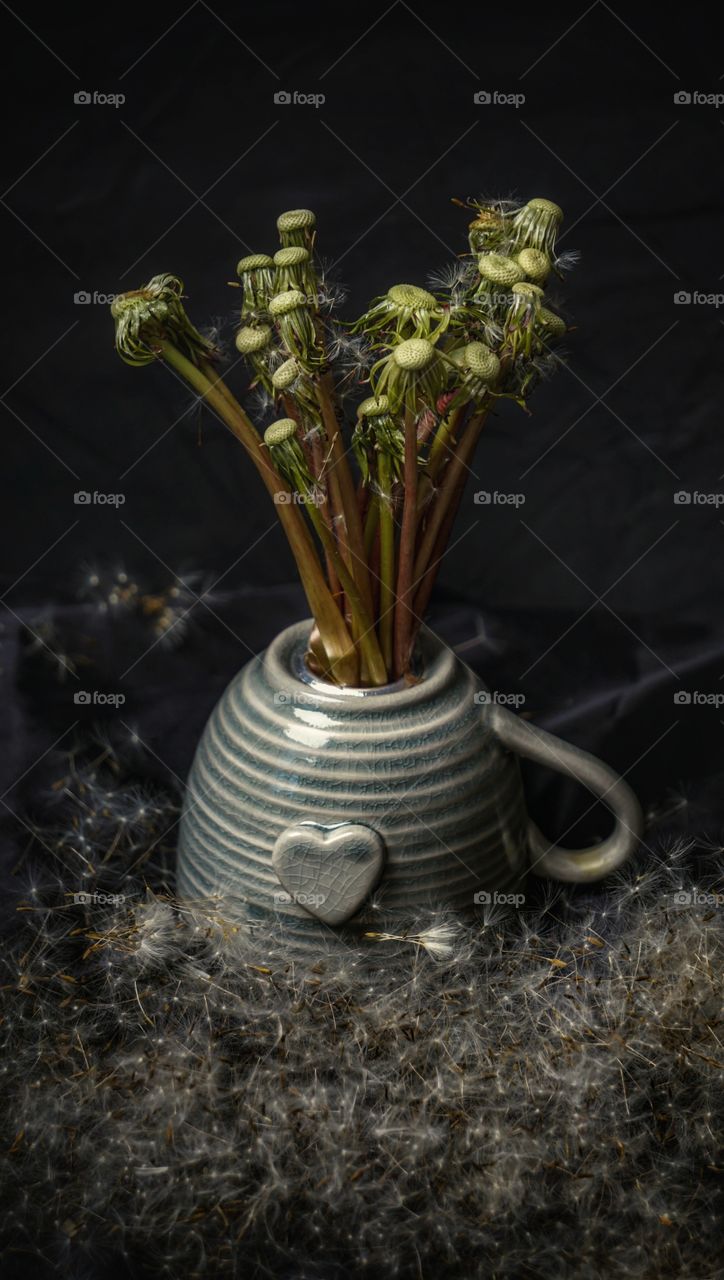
[291,629,426,698]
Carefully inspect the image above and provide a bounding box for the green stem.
[412,406,489,593]
[315,373,374,617]
[377,452,395,674]
[392,409,418,679]
[364,493,380,556]
[428,401,466,480]
[409,410,489,659]
[158,341,358,685]
[302,491,388,686]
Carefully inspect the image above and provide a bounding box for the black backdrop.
[2,0,724,862]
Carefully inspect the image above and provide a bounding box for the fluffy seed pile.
[1,778,722,1280]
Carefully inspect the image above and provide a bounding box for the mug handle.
[489,704,643,882]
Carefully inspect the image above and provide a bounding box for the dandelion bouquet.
[112,196,573,687]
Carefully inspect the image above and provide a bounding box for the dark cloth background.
[2,0,724,900]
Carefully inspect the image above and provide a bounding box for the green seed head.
[517,248,551,282]
[111,274,219,368]
[357,395,390,418]
[477,254,525,287]
[264,418,299,447]
[393,338,435,371]
[271,357,302,389]
[236,254,275,275]
[511,282,544,299]
[277,209,316,234]
[538,307,567,337]
[269,289,307,317]
[527,198,563,222]
[274,247,310,267]
[234,324,272,354]
[387,283,437,310]
[464,342,500,381]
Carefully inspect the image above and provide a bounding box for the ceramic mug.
[177,620,643,947]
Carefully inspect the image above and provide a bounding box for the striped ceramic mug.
[177,619,642,947]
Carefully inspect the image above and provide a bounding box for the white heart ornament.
[271,822,386,926]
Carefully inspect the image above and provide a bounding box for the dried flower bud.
[273,246,316,297]
[537,307,567,338]
[504,285,544,361]
[516,247,551,284]
[272,356,303,390]
[236,254,275,315]
[353,283,448,341]
[371,337,446,413]
[511,282,544,299]
[387,284,437,310]
[111,274,219,368]
[357,395,390,418]
[511,197,563,257]
[237,253,274,273]
[264,417,318,499]
[269,289,307,318]
[393,338,436,371]
[234,324,272,355]
[468,206,508,254]
[463,342,500,382]
[264,417,298,448]
[277,208,317,248]
[269,290,319,363]
[352,396,403,481]
[477,254,525,287]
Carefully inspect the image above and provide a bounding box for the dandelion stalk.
[411,408,489,632]
[376,451,395,673]
[393,409,419,678]
[154,342,359,686]
[315,372,374,616]
[264,419,387,687]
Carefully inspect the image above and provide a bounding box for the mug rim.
[262,618,466,708]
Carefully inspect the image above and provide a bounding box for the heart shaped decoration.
[271,822,386,926]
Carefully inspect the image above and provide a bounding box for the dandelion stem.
[377,452,395,674]
[157,340,358,685]
[315,374,374,618]
[393,409,419,678]
[411,409,488,637]
[303,496,388,686]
